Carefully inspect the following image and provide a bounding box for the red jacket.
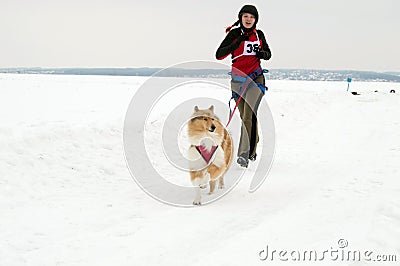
[216,28,271,76]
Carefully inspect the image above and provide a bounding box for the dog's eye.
[212,118,214,121]
[203,118,208,121]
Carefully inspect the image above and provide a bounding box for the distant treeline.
[1,67,400,82]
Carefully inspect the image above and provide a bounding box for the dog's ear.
[194,106,199,112]
[209,105,214,113]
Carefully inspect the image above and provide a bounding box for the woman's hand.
[256,50,271,60]
[231,34,249,52]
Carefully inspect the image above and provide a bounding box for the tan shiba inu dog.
[187,105,233,205]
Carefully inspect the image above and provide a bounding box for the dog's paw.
[218,184,225,189]
[193,200,202,205]
[200,184,208,189]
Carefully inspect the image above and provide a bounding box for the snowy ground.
[1,73,399,265]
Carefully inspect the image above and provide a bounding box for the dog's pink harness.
[195,145,218,164]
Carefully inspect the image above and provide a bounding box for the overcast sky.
[0,0,399,71]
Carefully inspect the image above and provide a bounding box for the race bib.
[243,41,260,55]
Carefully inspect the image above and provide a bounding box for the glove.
[231,34,250,52]
[256,50,271,60]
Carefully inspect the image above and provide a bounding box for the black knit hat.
[225,4,259,33]
[238,5,259,24]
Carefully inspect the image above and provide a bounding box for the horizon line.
[0,67,399,73]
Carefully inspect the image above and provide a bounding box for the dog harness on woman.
[226,66,268,127]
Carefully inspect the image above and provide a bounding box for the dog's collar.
[194,145,218,164]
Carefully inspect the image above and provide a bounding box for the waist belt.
[226,67,269,127]
[230,67,269,100]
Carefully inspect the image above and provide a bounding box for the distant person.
[216,4,272,168]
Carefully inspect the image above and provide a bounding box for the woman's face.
[241,13,255,29]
